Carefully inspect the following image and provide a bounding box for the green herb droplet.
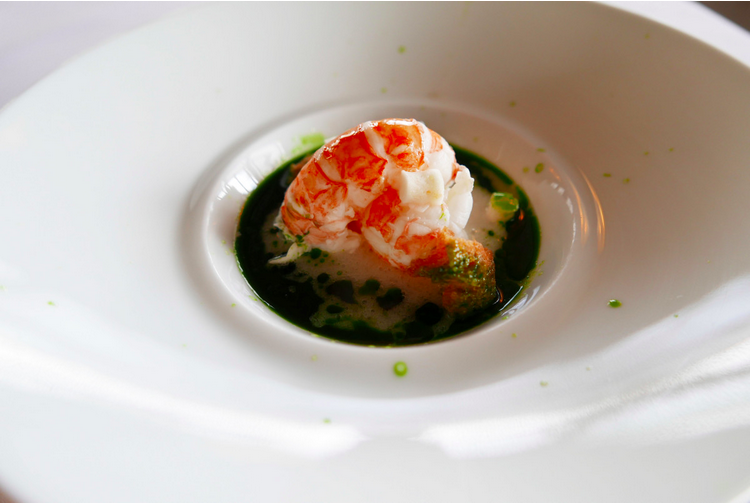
[377,288,404,310]
[358,279,381,295]
[394,361,408,377]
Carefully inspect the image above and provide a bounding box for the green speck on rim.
[534,163,544,173]
[674,314,679,318]
[393,361,408,377]
[511,333,517,338]
[643,151,649,156]
[323,418,331,424]
[608,299,622,308]
[537,148,546,152]
[380,87,388,94]
[509,100,517,107]
[540,381,549,387]
[523,167,529,173]
[47,301,55,306]
[603,173,612,178]
[622,178,630,184]
[398,45,406,54]
[669,147,674,152]
[231,303,236,308]
[311,354,318,361]
[502,315,510,320]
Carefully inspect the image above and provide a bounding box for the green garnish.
[310,248,322,259]
[358,279,381,295]
[377,288,404,310]
[326,281,356,304]
[608,299,622,308]
[534,163,544,173]
[290,132,325,156]
[393,361,408,377]
[488,192,519,222]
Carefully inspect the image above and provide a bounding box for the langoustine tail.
[410,229,498,317]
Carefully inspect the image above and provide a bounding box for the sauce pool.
[235,145,540,346]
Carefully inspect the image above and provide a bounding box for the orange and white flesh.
[274,119,497,317]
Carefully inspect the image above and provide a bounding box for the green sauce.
[235,146,541,347]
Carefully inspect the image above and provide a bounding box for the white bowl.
[0,3,747,503]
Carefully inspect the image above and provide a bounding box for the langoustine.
[275,119,497,317]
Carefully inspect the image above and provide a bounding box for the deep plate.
[0,3,747,502]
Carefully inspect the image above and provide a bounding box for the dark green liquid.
[235,146,540,346]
